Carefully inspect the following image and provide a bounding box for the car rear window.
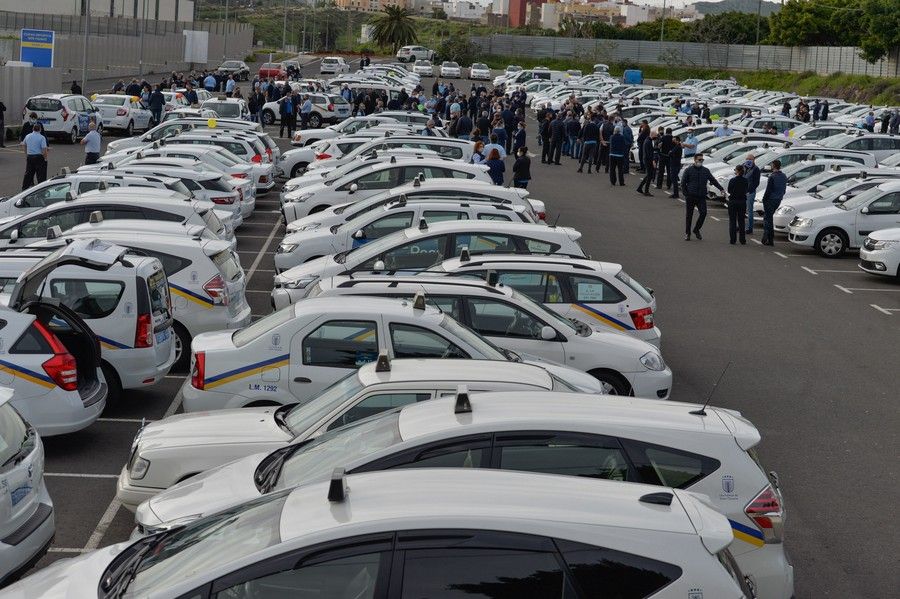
[615,270,653,303]
[204,103,241,118]
[147,269,170,317]
[212,248,242,282]
[49,279,125,319]
[200,210,225,235]
[165,179,192,197]
[93,96,127,105]
[201,177,233,192]
[26,97,62,111]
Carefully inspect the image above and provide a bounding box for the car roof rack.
[328,468,348,502]
[375,350,391,372]
[454,385,472,414]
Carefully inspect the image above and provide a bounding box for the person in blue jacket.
[485,148,505,185]
[608,126,628,186]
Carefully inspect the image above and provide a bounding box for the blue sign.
[20,29,55,68]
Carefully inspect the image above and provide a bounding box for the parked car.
[216,60,250,80]
[396,45,434,62]
[22,94,101,143]
[469,62,491,80]
[440,61,461,78]
[319,56,350,74]
[90,94,152,135]
[257,62,286,79]
[412,59,433,76]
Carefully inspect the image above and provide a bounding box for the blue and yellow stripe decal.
[0,359,56,389]
[570,303,635,332]
[169,284,215,309]
[98,336,131,351]
[204,354,290,389]
[729,519,765,547]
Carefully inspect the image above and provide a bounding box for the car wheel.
[125,120,134,136]
[100,361,122,410]
[814,228,848,258]
[588,369,632,396]
[309,113,322,129]
[172,323,192,374]
[290,162,308,178]
[262,110,276,126]
[69,126,78,144]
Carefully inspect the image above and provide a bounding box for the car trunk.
[143,269,175,368]
[96,100,126,120]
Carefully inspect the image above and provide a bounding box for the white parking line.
[709,216,721,222]
[245,218,282,284]
[245,289,271,294]
[83,498,122,550]
[836,286,900,293]
[45,473,119,479]
[801,267,861,275]
[835,285,853,294]
[870,304,898,315]
[750,238,762,245]
[97,417,153,423]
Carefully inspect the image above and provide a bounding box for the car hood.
[142,452,266,528]
[136,407,293,453]
[275,254,337,283]
[283,170,328,189]
[286,205,346,232]
[519,356,606,394]
[868,227,900,241]
[793,204,844,220]
[284,182,329,200]
[281,227,337,246]
[0,542,126,598]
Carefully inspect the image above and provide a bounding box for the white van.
[0,241,176,403]
[22,94,101,143]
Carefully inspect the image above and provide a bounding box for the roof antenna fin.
[691,361,731,416]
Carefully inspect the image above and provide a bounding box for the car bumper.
[734,543,794,599]
[100,116,131,130]
[788,230,814,246]
[114,346,177,390]
[181,381,244,413]
[0,487,54,586]
[28,389,106,437]
[117,467,163,513]
[859,248,898,276]
[256,173,276,194]
[632,326,661,348]
[773,214,794,232]
[624,366,673,400]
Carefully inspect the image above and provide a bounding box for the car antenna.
[551,212,562,228]
[691,361,731,416]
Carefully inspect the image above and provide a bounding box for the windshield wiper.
[334,251,348,264]
[100,532,166,598]
[272,404,294,435]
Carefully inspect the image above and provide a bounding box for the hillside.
[694,0,781,16]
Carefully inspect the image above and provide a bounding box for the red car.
[258,62,286,79]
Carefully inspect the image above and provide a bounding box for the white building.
[492,0,509,16]
[2,0,195,23]
[445,0,489,20]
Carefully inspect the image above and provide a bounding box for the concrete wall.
[472,35,900,78]
[1,0,195,22]
[0,65,63,140]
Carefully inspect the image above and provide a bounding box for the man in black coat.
[539,112,553,163]
[680,153,725,241]
[597,117,615,172]
[656,128,674,188]
[636,131,657,195]
[548,112,565,165]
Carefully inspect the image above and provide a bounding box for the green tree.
[628,18,691,42]
[431,7,448,20]
[369,6,419,53]
[436,37,479,65]
[688,11,770,45]
[767,0,860,46]
[858,0,900,62]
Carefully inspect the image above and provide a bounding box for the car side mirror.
[838,194,849,202]
[9,230,18,243]
[540,325,557,341]
[349,183,358,194]
[860,206,869,214]
[373,259,385,272]
[14,198,24,208]
[353,229,365,240]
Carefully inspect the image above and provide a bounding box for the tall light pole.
[81,0,91,94]
[282,0,289,52]
[755,0,763,69]
[138,0,147,78]
[659,0,666,44]
[223,0,230,62]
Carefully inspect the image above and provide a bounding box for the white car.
[818,131,900,162]
[199,98,250,121]
[396,44,434,62]
[789,180,900,257]
[0,388,55,586]
[751,159,863,210]
[280,158,491,222]
[304,134,475,174]
[412,59,433,76]
[285,179,546,234]
[772,176,894,233]
[8,468,750,598]
[469,62,491,80]
[271,220,585,302]
[104,117,261,154]
[182,295,604,412]
[290,115,399,146]
[440,61,461,78]
[136,390,790,598]
[859,227,900,277]
[278,131,425,179]
[277,199,535,270]
[311,277,671,397]
[260,92,352,129]
[161,107,217,122]
[22,93,101,143]
[430,254,662,347]
[91,94,152,135]
[160,90,189,114]
[116,357,583,510]
[319,56,350,74]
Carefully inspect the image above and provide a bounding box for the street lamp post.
[81,0,90,94]
[223,0,230,62]
[659,0,666,44]
[755,0,763,69]
[282,0,289,52]
[138,0,147,78]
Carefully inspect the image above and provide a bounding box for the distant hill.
[693,0,781,17]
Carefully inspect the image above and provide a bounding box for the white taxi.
[182,295,605,412]
[859,227,900,277]
[440,61,461,78]
[412,59,433,76]
[22,94,101,143]
[271,220,585,304]
[772,176,894,233]
[90,94,152,135]
[789,180,900,257]
[469,62,491,80]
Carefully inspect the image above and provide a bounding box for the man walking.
[549,113,565,165]
[608,126,627,186]
[680,153,724,240]
[760,159,787,246]
[299,94,312,130]
[540,112,553,164]
[22,123,48,190]
[80,120,101,165]
[577,115,600,174]
[656,128,673,189]
[598,116,615,172]
[148,85,165,126]
[636,131,657,195]
[668,136,683,199]
[279,93,294,138]
[744,154,761,234]
[727,164,749,244]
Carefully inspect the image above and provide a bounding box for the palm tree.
[370,6,418,54]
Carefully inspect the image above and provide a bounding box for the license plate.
[38,118,52,124]
[10,484,33,507]
[155,329,170,344]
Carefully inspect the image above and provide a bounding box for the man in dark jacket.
[656,128,674,188]
[502,105,516,153]
[680,153,724,240]
[148,86,165,125]
[727,164,749,244]
[668,136,683,199]
[540,112,553,164]
[456,112,473,140]
[636,121,649,172]
[476,112,491,143]
[597,117,615,172]
[548,113,565,165]
[743,153,761,234]
[636,131,657,194]
[577,116,599,173]
[761,159,788,246]
[608,126,627,186]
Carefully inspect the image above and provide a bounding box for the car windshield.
[438,315,507,360]
[232,305,294,347]
[443,62,459,68]
[223,62,241,68]
[838,186,884,210]
[276,411,402,489]
[818,179,882,201]
[119,491,290,595]
[473,64,487,70]
[344,228,410,263]
[819,135,854,148]
[415,60,430,66]
[283,372,365,436]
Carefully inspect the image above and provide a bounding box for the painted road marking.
[751,238,762,245]
[45,473,120,478]
[837,286,900,294]
[870,304,899,315]
[802,267,861,275]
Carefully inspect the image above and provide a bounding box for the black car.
[216,60,250,81]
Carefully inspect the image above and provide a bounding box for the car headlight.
[287,192,313,204]
[776,206,795,215]
[869,239,898,250]
[130,456,150,480]
[277,243,298,254]
[283,184,300,194]
[640,351,666,372]
[138,514,203,536]
[791,217,813,228]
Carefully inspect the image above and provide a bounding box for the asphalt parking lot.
[0,68,897,597]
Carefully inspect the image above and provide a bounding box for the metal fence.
[471,35,900,78]
[0,10,251,38]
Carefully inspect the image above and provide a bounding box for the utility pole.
[659,0,666,44]
[302,11,307,53]
[81,0,91,94]
[282,0,289,52]
[138,0,147,78]
[223,0,230,62]
[755,0,763,69]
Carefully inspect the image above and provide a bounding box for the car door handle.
[293,377,311,383]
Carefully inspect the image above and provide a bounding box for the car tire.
[290,162,309,178]
[262,110,276,126]
[101,362,122,410]
[172,323,192,374]
[125,120,134,136]
[309,113,322,129]
[814,228,848,258]
[588,369,633,396]
[69,126,78,144]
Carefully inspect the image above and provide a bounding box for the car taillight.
[327,103,334,111]
[537,211,546,221]
[134,313,154,348]
[315,153,332,160]
[61,107,69,121]
[265,148,272,158]
[745,485,784,543]
[191,351,205,389]
[33,321,78,392]
[629,307,654,330]
[116,108,128,116]
[203,274,228,305]
[251,153,262,163]
[211,196,235,205]
[231,173,247,178]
